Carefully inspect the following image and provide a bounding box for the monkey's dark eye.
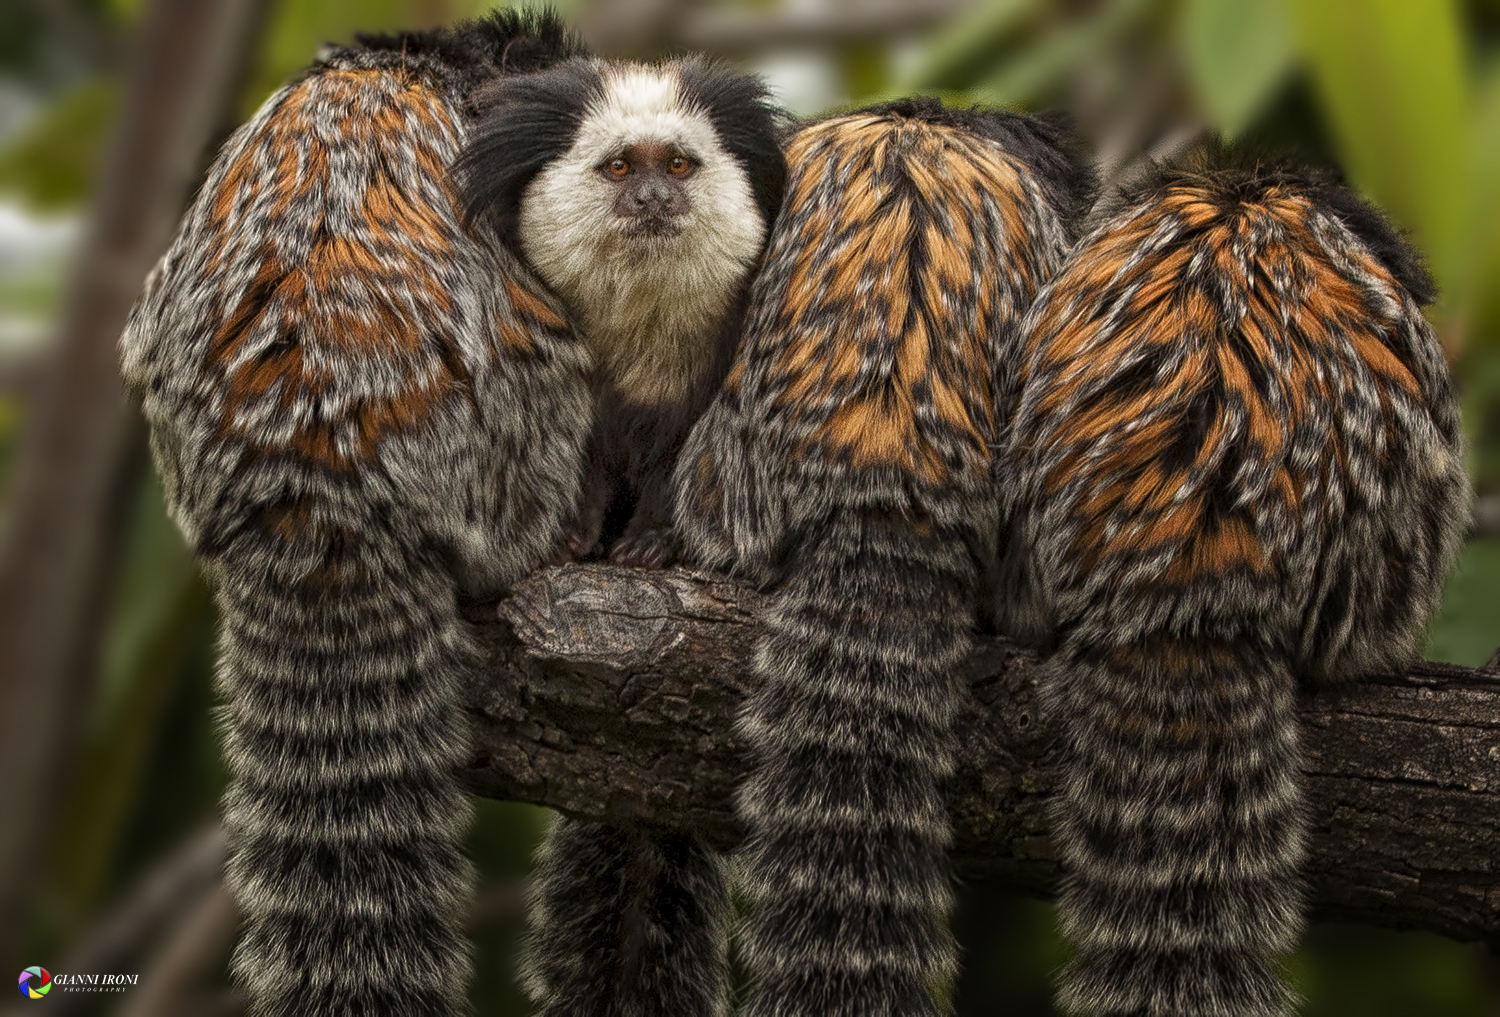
[668,155,696,177]
[605,158,630,177]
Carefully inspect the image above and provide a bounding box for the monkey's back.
[677,100,1086,1017]
[1007,166,1468,671]
[121,45,591,589]
[680,101,1083,567]
[118,18,592,1015]
[1001,165,1470,1017]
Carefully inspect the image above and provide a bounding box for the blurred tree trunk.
[0,0,270,973]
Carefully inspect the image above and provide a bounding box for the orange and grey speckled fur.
[996,161,1471,1016]
[676,99,1091,1016]
[118,12,592,1016]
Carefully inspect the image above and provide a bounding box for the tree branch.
[576,0,972,60]
[462,564,1500,946]
[671,0,973,57]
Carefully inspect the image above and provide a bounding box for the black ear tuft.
[455,59,604,250]
[676,59,788,230]
[474,7,589,75]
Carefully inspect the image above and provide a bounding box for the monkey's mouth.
[622,215,685,239]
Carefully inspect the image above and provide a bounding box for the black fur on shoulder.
[455,58,605,249]
[853,98,1096,243]
[355,7,585,74]
[975,109,1096,241]
[340,8,588,114]
[1304,173,1437,305]
[678,58,789,228]
[1125,148,1438,306]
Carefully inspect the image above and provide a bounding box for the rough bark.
[462,563,1500,947]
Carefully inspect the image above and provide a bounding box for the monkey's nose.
[632,184,679,216]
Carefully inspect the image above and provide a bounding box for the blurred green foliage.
[1181,0,1296,138]
[0,1,1496,1014]
[0,80,114,212]
[245,0,495,116]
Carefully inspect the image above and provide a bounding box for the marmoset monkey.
[675,99,1091,1016]
[120,12,593,1016]
[456,49,786,1017]
[996,161,1470,1016]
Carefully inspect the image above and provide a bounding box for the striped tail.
[737,511,977,1017]
[522,817,730,1017]
[1048,634,1305,1017]
[216,521,475,1017]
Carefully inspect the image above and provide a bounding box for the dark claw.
[607,529,679,569]
[547,522,602,566]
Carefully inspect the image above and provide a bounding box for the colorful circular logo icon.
[17,967,51,999]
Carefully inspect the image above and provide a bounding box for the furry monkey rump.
[999,162,1469,1016]
[119,12,592,1015]
[677,100,1088,1016]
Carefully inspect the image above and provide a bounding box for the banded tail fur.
[676,99,1090,1016]
[118,12,593,1015]
[997,161,1470,1016]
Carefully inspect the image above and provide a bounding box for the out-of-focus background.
[0,0,1496,1013]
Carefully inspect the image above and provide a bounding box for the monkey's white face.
[517,62,767,382]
